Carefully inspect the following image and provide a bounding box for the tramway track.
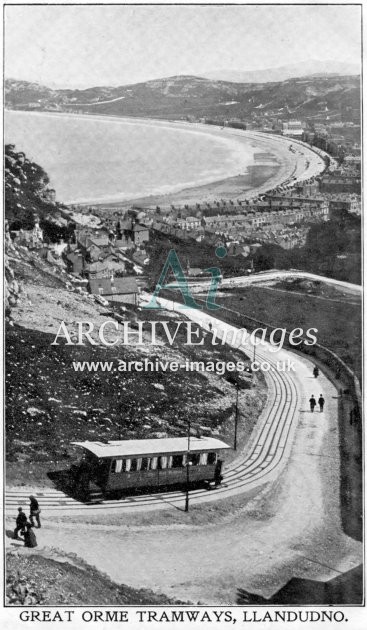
[6,331,301,514]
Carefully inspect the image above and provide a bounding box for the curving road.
[212,129,327,198]
[178,269,362,295]
[7,298,363,604]
[6,297,330,516]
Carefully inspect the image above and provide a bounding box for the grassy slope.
[214,285,361,379]
[145,231,254,285]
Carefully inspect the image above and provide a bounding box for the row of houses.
[150,189,332,251]
[65,219,150,277]
[169,202,329,233]
[65,246,142,305]
[61,218,150,304]
[11,204,149,304]
[66,237,127,278]
[320,174,361,195]
[328,196,361,218]
[160,194,329,227]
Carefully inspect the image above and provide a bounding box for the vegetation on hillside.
[145,230,254,286]
[6,552,184,605]
[214,286,361,380]
[251,213,361,284]
[5,143,72,237]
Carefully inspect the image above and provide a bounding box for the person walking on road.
[318,395,325,412]
[313,366,319,378]
[29,496,41,528]
[13,507,27,540]
[309,395,316,412]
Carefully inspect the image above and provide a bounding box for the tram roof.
[72,437,231,459]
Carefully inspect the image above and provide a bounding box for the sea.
[5,110,262,205]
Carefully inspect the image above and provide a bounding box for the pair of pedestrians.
[309,395,325,413]
[13,508,37,547]
[13,496,41,548]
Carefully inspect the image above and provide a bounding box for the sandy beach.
[85,123,326,210]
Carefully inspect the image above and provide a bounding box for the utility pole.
[185,419,191,512]
[234,378,239,451]
[118,394,122,440]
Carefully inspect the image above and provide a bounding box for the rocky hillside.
[5,143,66,229]
[5,74,360,121]
[6,550,185,605]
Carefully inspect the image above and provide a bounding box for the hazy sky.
[5,4,362,88]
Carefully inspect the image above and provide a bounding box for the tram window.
[172,455,184,468]
[189,453,200,466]
[168,456,173,468]
[150,457,158,470]
[158,456,168,469]
[115,459,123,473]
[200,453,208,466]
[125,459,131,472]
[111,459,123,474]
[141,457,150,471]
[208,452,217,465]
[130,459,138,472]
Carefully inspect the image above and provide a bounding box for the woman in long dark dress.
[23,523,37,548]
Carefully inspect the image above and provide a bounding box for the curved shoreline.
[94,128,326,209]
[5,109,326,207]
[6,110,277,205]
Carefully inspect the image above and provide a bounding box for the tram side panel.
[104,452,218,493]
[71,448,224,499]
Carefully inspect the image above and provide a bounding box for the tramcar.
[70,437,231,501]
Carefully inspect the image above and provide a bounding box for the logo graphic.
[143,248,225,310]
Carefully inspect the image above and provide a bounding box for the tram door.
[95,458,110,489]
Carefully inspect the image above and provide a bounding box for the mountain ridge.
[5,73,360,123]
[202,60,360,84]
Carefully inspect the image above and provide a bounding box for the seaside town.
[6,111,361,303]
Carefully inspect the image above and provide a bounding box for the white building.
[282,120,304,137]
